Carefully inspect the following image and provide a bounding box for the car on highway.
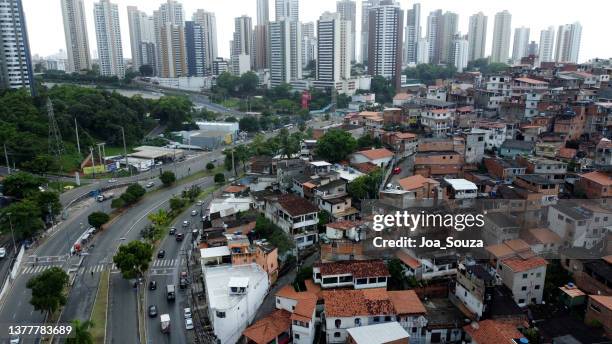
[148,305,158,318]
[184,308,192,319]
[149,280,157,290]
[176,233,184,242]
[146,181,155,188]
[9,335,20,343]
[0,247,6,258]
[182,220,189,227]
[196,200,203,206]
[108,178,117,183]
[191,210,197,216]
[185,318,194,330]
[169,227,176,235]
[157,250,166,258]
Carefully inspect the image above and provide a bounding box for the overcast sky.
[23,0,610,63]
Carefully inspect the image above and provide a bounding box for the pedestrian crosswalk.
[152,259,180,267]
[85,264,115,274]
[22,264,66,274]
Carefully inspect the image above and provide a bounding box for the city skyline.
[22,0,611,63]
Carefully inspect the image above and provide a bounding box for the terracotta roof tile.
[395,250,421,269]
[388,290,426,315]
[326,220,362,230]
[526,228,562,245]
[292,297,317,322]
[276,194,318,216]
[323,289,395,317]
[463,320,522,344]
[580,171,612,186]
[501,256,547,272]
[315,259,390,278]
[356,148,394,161]
[590,295,612,311]
[398,174,438,191]
[224,185,247,193]
[351,162,379,174]
[556,147,577,159]
[242,309,291,344]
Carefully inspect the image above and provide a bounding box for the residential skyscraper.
[185,21,206,76]
[360,0,379,64]
[315,12,351,90]
[127,6,155,70]
[527,41,538,56]
[490,10,512,63]
[154,1,183,76]
[368,0,403,89]
[0,0,33,92]
[467,12,487,61]
[93,0,124,78]
[452,35,469,72]
[301,22,316,67]
[512,26,530,63]
[61,0,91,73]
[192,10,218,74]
[254,0,269,70]
[555,22,582,63]
[416,37,429,64]
[275,0,298,22]
[159,23,187,77]
[538,26,555,62]
[257,0,269,25]
[231,16,253,75]
[404,3,421,65]
[269,19,301,86]
[336,0,356,62]
[426,10,458,65]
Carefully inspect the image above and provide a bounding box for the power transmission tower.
[47,99,65,189]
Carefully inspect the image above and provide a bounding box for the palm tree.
[66,319,94,344]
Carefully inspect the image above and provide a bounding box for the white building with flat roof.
[203,263,269,344]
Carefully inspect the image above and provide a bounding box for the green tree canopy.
[239,116,259,132]
[160,171,176,186]
[26,267,69,315]
[66,319,94,344]
[2,172,45,199]
[113,241,154,279]
[0,199,44,239]
[314,129,358,163]
[88,211,110,229]
[370,75,396,104]
[214,173,225,184]
[150,96,193,131]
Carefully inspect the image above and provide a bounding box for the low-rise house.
[463,319,523,344]
[350,148,394,168]
[471,123,507,151]
[205,194,255,220]
[397,175,440,199]
[422,298,464,343]
[275,280,321,344]
[481,213,521,245]
[483,157,526,184]
[547,202,612,249]
[381,131,418,158]
[313,260,389,289]
[321,221,368,262]
[419,254,458,281]
[453,262,496,320]
[414,151,463,178]
[499,255,547,306]
[516,156,567,182]
[585,295,612,339]
[513,174,560,205]
[395,250,422,279]
[499,140,535,158]
[522,227,562,255]
[242,309,292,344]
[558,283,586,308]
[264,194,319,249]
[576,171,612,198]
[346,322,410,344]
[442,178,478,199]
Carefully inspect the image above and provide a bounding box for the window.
[335,319,341,328]
[334,332,341,338]
[518,299,525,304]
[373,316,380,322]
[295,333,300,339]
[521,286,527,291]
[356,278,367,285]
[377,277,386,283]
[384,316,391,322]
[216,311,226,318]
[369,277,377,284]
[276,299,280,304]
[522,273,528,279]
[535,285,541,290]
[354,318,361,326]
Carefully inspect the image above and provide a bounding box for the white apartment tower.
[275,0,299,22]
[269,19,302,86]
[368,0,403,89]
[192,10,218,74]
[491,10,512,63]
[555,22,582,63]
[467,12,487,61]
[336,0,356,62]
[231,16,254,75]
[315,12,351,89]
[404,3,421,65]
[61,0,91,72]
[0,0,33,92]
[93,0,124,78]
[127,6,155,70]
[360,0,380,64]
[416,37,429,64]
[453,35,469,72]
[538,26,555,63]
[301,22,316,67]
[512,26,530,63]
[426,10,458,65]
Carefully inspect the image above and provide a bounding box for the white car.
[108,178,117,183]
[191,210,197,216]
[0,247,6,258]
[182,220,189,227]
[196,201,203,206]
[145,182,155,188]
[184,307,192,319]
[9,335,20,344]
[185,318,194,330]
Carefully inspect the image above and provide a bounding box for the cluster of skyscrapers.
[0,0,588,96]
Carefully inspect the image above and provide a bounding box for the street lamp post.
[7,213,16,255]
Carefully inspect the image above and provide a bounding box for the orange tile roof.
[502,256,547,272]
[485,243,515,258]
[322,289,396,317]
[590,295,612,311]
[398,174,438,191]
[224,185,247,193]
[463,320,522,344]
[504,239,531,253]
[527,228,562,245]
[388,290,426,315]
[327,220,361,230]
[394,132,417,139]
[559,285,585,298]
[315,259,390,278]
[580,171,612,186]
[292,297,317,322]
[242,309,291,344]
[395,250,421,269]
[393,92,412,100]
[356,148,394,161]
[557,147,577,159]
[276,279,321,301]
[515,77,548,85]
[352,162,379,174]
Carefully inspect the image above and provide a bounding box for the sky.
[22,0,611,63]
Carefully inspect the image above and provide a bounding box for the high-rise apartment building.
[185,21,206,76]
[416,37,429,64]
[527,41,538,56]
[275,0,299,22]
[538,26,555,62]
[0,0,33,92]
[159,23,187,77]
[61,0,91,73]
[301,22,316,67]
[231,16,253,75]
[404,3,421,65]
[426,9,458,65]
[269,19,301,86]
[491,10,512,63]
[368,0,403,88]
[452,35,469,72]
[336,0,356,62]
[360,0,379,64]
[315,12,351,90]
[93,0,124,78]
[192,10,218,75]
[467,12,487,61]
[555,22,582,63]
[154,1,183,76]
[127,6,155,71]
[512,26,530,63]
[254,0,269,70]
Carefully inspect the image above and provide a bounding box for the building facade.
[61,0,91,73]
[93,0,125,78]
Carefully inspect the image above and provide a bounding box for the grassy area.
[104,146,134,157]
[221,98,240,109]
[90,269,110,343]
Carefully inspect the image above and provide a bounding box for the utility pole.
[90,147,96,178]
[231,146,236,177]
[3,144,10,174]
[7,213,16,255]
[74,117,81,156]
[121,127,131,176]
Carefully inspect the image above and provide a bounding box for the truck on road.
[166,284,176,301]
[160,314,170,333]
[96,192,115,202]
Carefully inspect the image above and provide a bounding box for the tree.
[160,171,176,187]
[370,75,395,103]
[214,173,225,184]
[387,258,406,290]
[2,172,45,199]
[318,210,331,231]
[66,320,94,344]
[110,198,125,209]
[22,155,58,175]
[113,241,154,279]
[26,267,69,315]
[148,209,169,226]
[239,71,259,94]
[357,134,382,149]
[121,184,146,205]
[0,200,44,239]
[88,212,110,229]
[31,191,62,220]
[206,162,215,171]
[239,116,259,132]
[234,145,251,172]
[169,197,186,212]
[348,168,383,199]
[314,129,358,163]
[150,96,193,131]
[278,129,300,158]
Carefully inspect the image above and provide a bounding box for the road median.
[90,268,110,343]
